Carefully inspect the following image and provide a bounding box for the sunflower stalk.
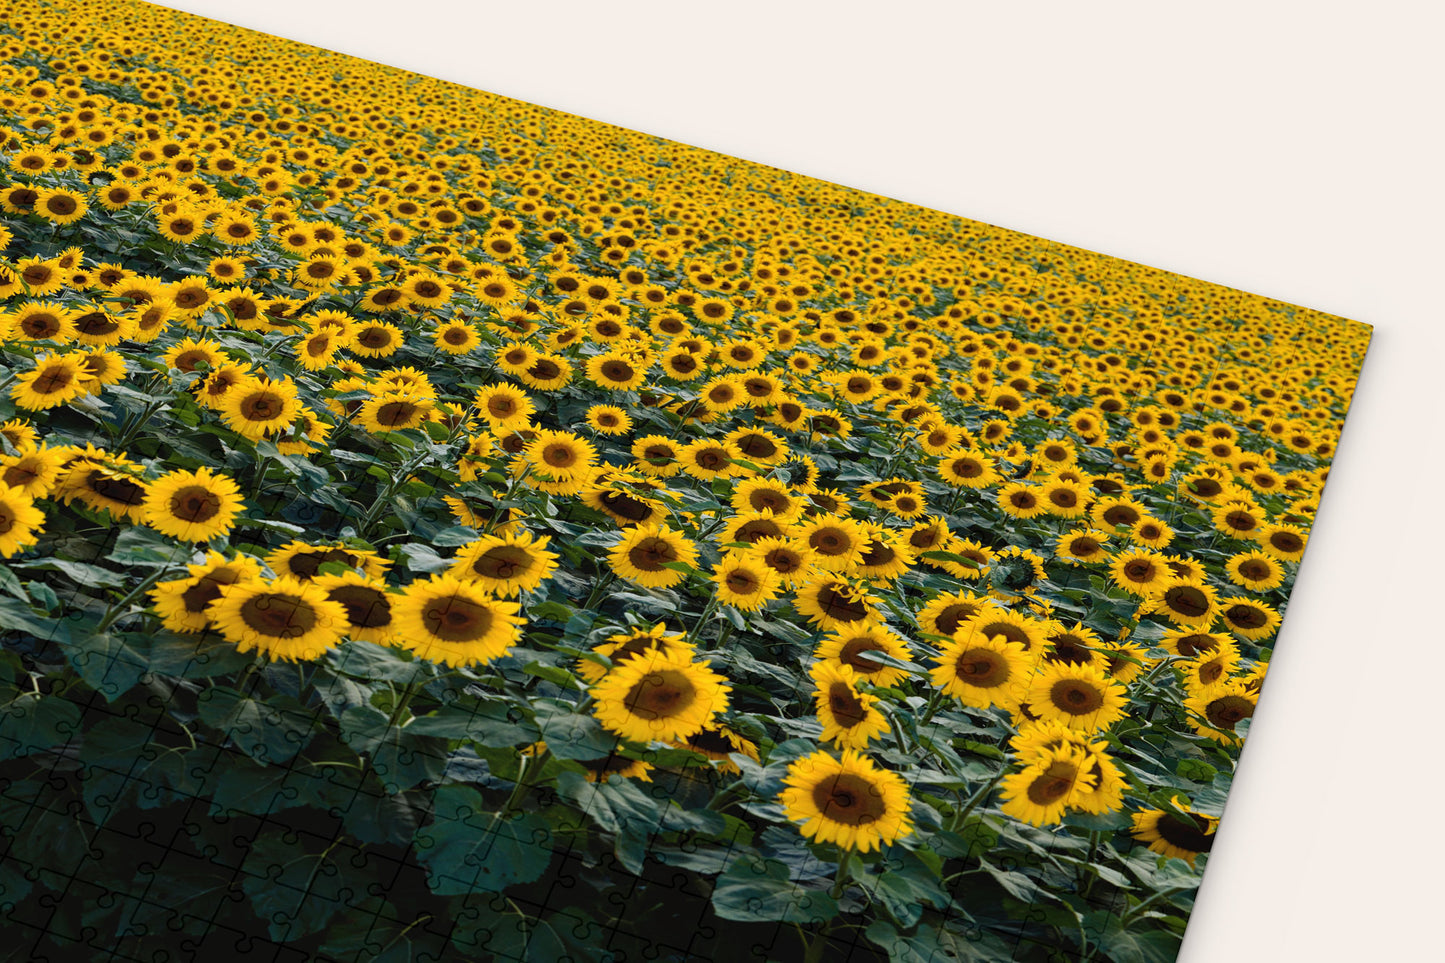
[948,770,1005,832]
[95,562,180,632]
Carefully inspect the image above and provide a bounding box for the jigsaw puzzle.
[0,0,1371,960]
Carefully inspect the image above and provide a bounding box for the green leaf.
[405,696,540,748]
[198,687,318,764]
[0,691,81,760]
[338,704,446,793]
[106,525,190,567]
[60,629,148,701]
[128,629,251,678]
[531,702,619,761]
[413,785,553,895]
[327,639,427,683]
[710,853,838,924]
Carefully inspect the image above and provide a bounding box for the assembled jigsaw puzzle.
[0,1,1372,960]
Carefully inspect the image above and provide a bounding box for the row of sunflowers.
[0,1,1368,960]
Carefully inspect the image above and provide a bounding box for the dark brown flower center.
[811,772,888,826]
[240,592,319,638]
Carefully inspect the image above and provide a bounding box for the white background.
[143,2,1445,959]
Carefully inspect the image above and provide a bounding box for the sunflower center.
[1103,506,1140,526]
[1239,560,1272,580]
[1155,813,1216,853]
[472,545,534,580]
[376,401,421,427]
[1270,532,1303,553]
[623,668,696,720]
[87,471,147,506]
[1050,680,1104,715]
[827,682,867,726]
[543,444,577,468]
[811,772,888,826]
[487,396,516,418]
[956,648,1008,687]
[1163,586,1210,618]
[1124,560,1156,582]
[169,485,222,523]
[628,536,678,571]
[240,390,286,421]
[693,448,727,470]
[239,592,319,638]
[859,542,896,567]
[328,585,391,628]
[724,570,760,594]
[1173,633,1217,657]
[601,361,635,382]
[599,491,653,521]
[180,568,243,613]
[1206,695,1255,728]
[934,603,977,636]
[1047,635,1092,666]
[1069,537,1101,557]
[33,366,75,394]
[1026,761,1081,805]
[978,621,1030,648]
[287,549,358,579]
[816,584,867,621]
[422,595,495,642]
[1049,490,1078,508]
[1225,605,1268,628]
[358,328,391,347]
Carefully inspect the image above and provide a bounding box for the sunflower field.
[0,1,1371,961]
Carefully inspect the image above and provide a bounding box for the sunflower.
[582,482,666,527]
[999,746,1097,827]
[931,631,1032,710]
[142,466,245,542]
[32,187,89,225]
[0,483,44,557]
[312,570,398,644]
[794,578,879,631]
[433,320,480,355]
[522,428,598,484]
[1224,551,1286,592]
[1183,681,1258,745]
[1098,641,1156,685]
[356,391,433,434]
[57,448,150,521]
[937,450,999,488]
[915,591,991,640]
[210,577,349,662]
[1159,627,1238,660]
[585,404,633,436]
[674,724,760,775]
[1258,523,1308,562]
[0,444,65,499]
[265,539,391,581]
[10,353,91,410]
[1138,576,1219,627]
[516,353,573,392]
[609,522,698,589]
[815,624,913,688]
[392,575,525,667]
[630,434,683,478]
[1043,622,1105,670]
[1212,502,1265,540]
[710,552,783,611]
[149,551,266,634]
[585,352,648,391]
[1090,495,1148,533]
[1217,596,1281,641]
[578,750,654,785]
[797,516,868,571]
[731,478,805,520]
[349,320,405,357]
[220,376,301,440]
[1025,663,1128,732]
[590,648,731,743]
[996,482,1046,520]
[1038,478,1090,519]
[963,607,1052,655]
[1109,549,1172,597]
[7,302,76,342]
[854,527,915,581]
[812,661,890,749]
[1054,529,1111,566]
[447,529,559,597]
[575,623,695,685]
[1131,800,1219,866]
[678,438,745,481]
[779,748,914,853]
[474,383,535,433]
[748,535,816,589]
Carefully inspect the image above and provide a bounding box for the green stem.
[685,595,722,647]
[948,771,1005,832]
[803,849,855,963]
[387,675,425,726]
[95,563,179,632]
